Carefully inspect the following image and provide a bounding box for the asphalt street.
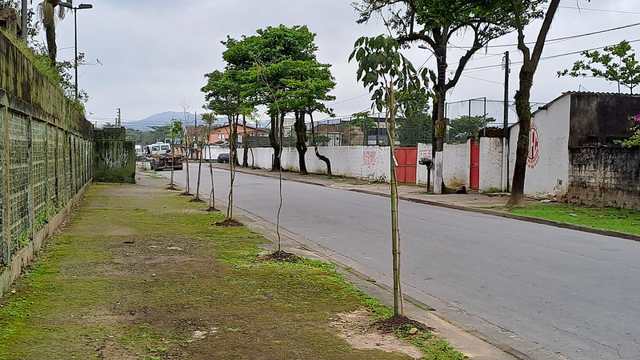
[164,164,640,360]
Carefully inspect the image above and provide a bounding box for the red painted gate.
[394,147,418,184]
[470,139,480,191]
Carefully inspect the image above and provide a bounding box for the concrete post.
[1,93,11,265]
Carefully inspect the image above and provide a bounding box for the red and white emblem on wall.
[527,124,540,169]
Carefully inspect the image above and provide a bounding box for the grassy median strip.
[0,179,464,359]
[510,203,640,236]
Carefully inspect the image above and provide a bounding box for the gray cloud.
[48,0,640,124]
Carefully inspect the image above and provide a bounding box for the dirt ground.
[0,175,427,360]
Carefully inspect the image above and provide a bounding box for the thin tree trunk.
[207,136,216,212]
[309,112,332,176]
[194,143,203,201]
[169,142,176,189]
[509,0,560,206]
[226,115,237,220]
[294,112,308,175]
[387,83,403,317]
[269,113,281,171]
[183,137,191,195]
[242,115,249,167]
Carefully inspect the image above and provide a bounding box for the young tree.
[355,0,515,193]
[505,0,561,206]
[167,119,183,191]
[351,35,427,317]
[192,123,206,203]
[202,112,218,211]
[201,70,247,222]
[559,40,640,94]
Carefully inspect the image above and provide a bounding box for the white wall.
[479,137,505,191]
[417,142,470,188]
[237,146,391,181]
[203,145,230,161]
[509,94,571,196]
[443,142,470,188]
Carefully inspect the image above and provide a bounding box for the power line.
[462,74,503,85]
[457,21,640,49]
[463,38,640,72]
[556,5,640,15]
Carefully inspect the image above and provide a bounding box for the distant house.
[208,124,268,144]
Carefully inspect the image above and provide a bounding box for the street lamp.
[60,2,93,101]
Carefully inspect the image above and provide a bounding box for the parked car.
[217,153,230,163]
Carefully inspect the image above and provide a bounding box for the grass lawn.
[510,203,640,236]
[0,176,463,359]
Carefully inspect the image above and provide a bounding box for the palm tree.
[39,0,65,63]
[167,119,183,191]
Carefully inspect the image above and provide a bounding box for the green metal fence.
[0,106,93,267]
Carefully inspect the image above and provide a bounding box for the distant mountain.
[125,111,215,131]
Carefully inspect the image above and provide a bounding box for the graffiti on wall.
[363,150,377,171]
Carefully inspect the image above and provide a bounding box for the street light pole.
[74,7,78,100]
[60,2,93,101]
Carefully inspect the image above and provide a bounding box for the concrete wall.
[94,128,135,183]
[479,137,505,191]
[238,146,391,181]
[568,146,640,209]
[509,94,571,197]
[443,142,470,188]
[417,142,470,188]
[203,145,230,162]
[0,30,93,296]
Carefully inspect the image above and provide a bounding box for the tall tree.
[448,115,493,143]
[559,40,640,94]
[223,25,318,171]
[351,35,427,317]
[505,0,561,206]
[355,0,516,193]
[278,59,336,175]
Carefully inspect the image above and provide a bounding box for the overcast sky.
[47,0,640,125]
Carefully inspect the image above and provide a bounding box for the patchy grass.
[0,177,463,359]
[510,203,640,236]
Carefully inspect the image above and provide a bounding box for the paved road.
[165,165,640,360]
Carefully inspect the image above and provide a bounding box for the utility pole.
[503,51,510,192]
[20,0,27,41]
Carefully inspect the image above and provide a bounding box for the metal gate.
[394,147,417,184]
[470,139,480,191]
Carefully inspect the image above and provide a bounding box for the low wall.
[238,146,391,181]
[568,146,640,209]
[94,128,135,183]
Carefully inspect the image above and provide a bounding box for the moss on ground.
[0,178,463,359]
[510,203,640,236]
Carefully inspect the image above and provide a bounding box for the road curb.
[224,165,640,243]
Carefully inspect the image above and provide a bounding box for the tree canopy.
[559,40,640,94]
